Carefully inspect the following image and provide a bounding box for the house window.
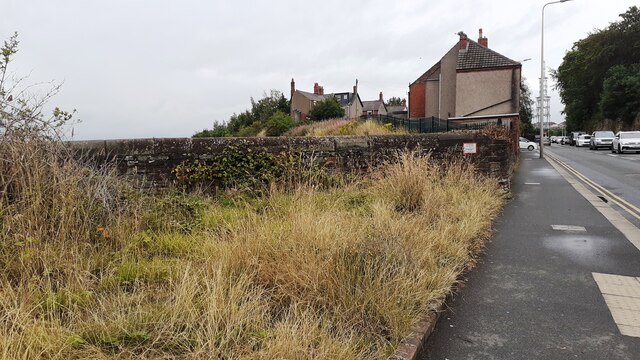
[367,111,373,116]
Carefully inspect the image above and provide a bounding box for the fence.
[361,114,509,134]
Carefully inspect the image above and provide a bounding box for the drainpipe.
[438,74,442,119]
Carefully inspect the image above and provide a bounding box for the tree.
[1,32,75,139]
[554,6,640,130]
[386,97,405,106]
[600,64,640,125]
[193,121,229,137]
[193,90,290,138]
[308,96,345,121]
[264,111,295,136]
[519,80,536,139]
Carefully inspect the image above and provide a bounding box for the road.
[545,144,640,228]
[419,150,640,359]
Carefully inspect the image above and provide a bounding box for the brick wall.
[409,82,426,118]
[70,133,514,188]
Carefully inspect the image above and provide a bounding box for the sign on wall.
[463,142,477,154]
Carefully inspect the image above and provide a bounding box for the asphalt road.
[545,144,640,228]
[419,150,640,359]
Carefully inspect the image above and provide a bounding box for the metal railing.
[361,114,508,134]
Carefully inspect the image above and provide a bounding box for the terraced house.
[409,29,522,123]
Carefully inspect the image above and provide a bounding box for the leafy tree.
[193,121,229,137]
[308,96,345,121]
[519,80,536,139]
[265,111,295,136]
[386,97,405,106]
[226,110,254,134]
[600,64,640,125]
[554,6,640,130]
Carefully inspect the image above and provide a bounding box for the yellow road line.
[546,154,640,222]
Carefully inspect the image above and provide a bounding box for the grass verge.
[1,139,504,359]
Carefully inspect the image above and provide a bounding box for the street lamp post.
[539,0,572,159]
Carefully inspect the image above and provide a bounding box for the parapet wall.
[70,133,514,187]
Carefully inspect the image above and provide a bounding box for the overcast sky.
[3,0,636,140]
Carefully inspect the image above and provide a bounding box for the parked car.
[519,137,538,151]
[612,131,640,154]
[568,131,584,146]
[589,130,615,150]
[576,134,591,147]
[560,136,569,145]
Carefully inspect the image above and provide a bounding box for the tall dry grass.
[287,119,405,137]
[0,136,504,359]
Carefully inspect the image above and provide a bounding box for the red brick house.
[409,29,522,121]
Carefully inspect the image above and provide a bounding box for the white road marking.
[524,182,540,185]
[593,273,640,338]
[551,225,587,232]
[545,155,640,252]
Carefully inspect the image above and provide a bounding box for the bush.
[265,111,295,136]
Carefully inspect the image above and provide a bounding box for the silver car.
[612,131,640,154]
[589,130,615,150]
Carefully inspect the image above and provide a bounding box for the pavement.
[418,150,640,359]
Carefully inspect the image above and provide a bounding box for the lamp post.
[539,0,572,159]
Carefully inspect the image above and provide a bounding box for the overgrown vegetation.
[554,6,640,131]
[193,90,291,138]
[286,118,406,137]
[1,33,506,359]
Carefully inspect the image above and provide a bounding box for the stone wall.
[70,133,514,187]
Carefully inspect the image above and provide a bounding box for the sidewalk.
[419,151,640,359]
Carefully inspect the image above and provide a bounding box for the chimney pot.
[478,28,488,47]
[379,92,383,102]
[290,78,295,99]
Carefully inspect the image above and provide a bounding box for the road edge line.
[545,155,640,252]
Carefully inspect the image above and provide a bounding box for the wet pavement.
[418,151,640,359]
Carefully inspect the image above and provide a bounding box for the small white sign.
[463,142,477,154]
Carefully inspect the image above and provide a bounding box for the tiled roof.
[387,105,407,113]
[297,90,326,101]
[457,40,519,70]
[362,100,384,112]
[411,61,441,85]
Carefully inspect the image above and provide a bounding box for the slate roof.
[362,100,384,112]
[297,90,363,109]
[411,61,441,85]
[297,90,326,102]
[457,39,519,70]
[387,105,407,113]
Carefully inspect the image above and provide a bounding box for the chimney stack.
[313,82,320,95]
[290,78,295,99]
[319,86,324,95]
[458,31,468,50]
[379,92,383,102]
[478,28,488,47]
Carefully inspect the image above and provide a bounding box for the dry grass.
[287,119,405,137]
[0,139,504,359]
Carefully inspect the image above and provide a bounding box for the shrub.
[265,110,295,136]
